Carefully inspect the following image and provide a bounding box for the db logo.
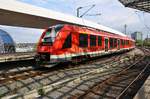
[41,47,45,51]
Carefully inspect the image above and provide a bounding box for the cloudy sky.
[0,0,150,43]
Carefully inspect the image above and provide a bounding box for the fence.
[15,43,37,52]
[0,43,37,54]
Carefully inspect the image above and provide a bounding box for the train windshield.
[42,25,64,45]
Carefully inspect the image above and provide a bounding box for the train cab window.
[62,33,72,49]
[98,36,102,46]
[79,34,88,47]
[109,38,113,49]
[90,35,96,47]
[42,25,64,46]
[54,24,64,33]
[42,28,53,46]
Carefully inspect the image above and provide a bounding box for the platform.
[134,75,150,99]
[0,52,35,63]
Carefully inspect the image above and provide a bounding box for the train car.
[35,24,135,65]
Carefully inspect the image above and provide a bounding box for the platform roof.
[119,0,150,13]
[0,0,127,37]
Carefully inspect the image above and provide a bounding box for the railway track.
[0,50,137,98]
[0,48,148,98]
[19,48,148,99]
[0,50,131,84]
[72,58,149,99]
[0,52,35,63]
[70,48,150,99]
[0,49,145,98]
[0,52,35,56]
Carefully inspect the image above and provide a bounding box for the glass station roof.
[0,29,14,44]
[119,0,150,13]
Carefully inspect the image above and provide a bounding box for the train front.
[35,24,64,65]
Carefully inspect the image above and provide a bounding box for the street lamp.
[77,4,96,18]
[124,24,127,35]
[77,7,83,17]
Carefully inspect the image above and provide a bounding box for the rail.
[0,49,135,98]
[117,62,150,99]
[0,48,148,98]
[70,48,150,98]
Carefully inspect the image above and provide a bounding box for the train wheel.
[71,57,79,64]
[33,55,42,69]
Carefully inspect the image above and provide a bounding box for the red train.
[36,24,135,64]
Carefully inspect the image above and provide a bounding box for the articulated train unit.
[35,24,135,65]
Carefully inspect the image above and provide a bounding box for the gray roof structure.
[0,0,127,37]
[119,0,150,13]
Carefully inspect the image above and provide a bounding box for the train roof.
[75,22,127,37]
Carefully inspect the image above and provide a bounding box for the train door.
[105,38,108,51]
[117,39,120,50]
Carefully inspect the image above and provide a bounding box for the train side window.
[79,34,88,47]
[125,40,128,45]
[98,36,102,46]
[90,35,96,47]
[109,38,113,49]
[62,33,72,49]
[113,38,116,48]
[121,39,123,45]
[114,39,117,48]
[123,40,125,46]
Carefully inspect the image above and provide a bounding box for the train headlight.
[42,39,44,42]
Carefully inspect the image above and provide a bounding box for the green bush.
[37,87,45,96]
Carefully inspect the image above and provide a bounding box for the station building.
[131,32,143,41]
[0,29,15,53]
